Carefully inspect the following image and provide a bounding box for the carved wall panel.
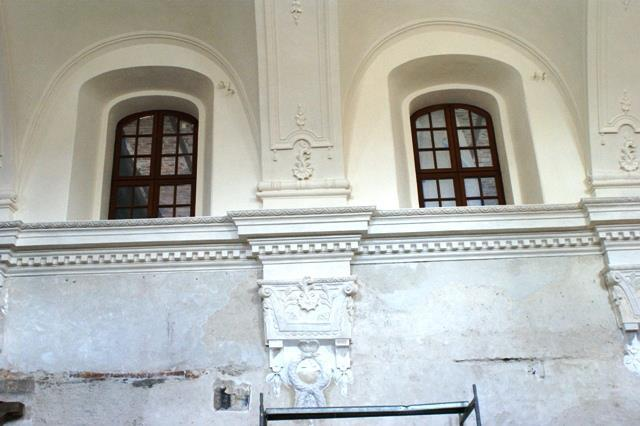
[258,275,358,406]
[588,0,640,195]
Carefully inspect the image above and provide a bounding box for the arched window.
[109,110,198,219]
[411,104,505,207]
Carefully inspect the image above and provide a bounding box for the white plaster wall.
[1,255,637,425]
[1,268,267,426]
[0,0,259,158]
[338,0,588,129]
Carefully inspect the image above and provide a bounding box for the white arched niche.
[344,22,588,208]
[17,34,260,222]
[67,66,213,220]
[389,55,543,207]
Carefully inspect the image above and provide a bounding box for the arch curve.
[16,32,260,221]
[344,21,588,208]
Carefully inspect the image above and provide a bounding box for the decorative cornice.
[258,275,357,286]
[0,245,255,275]
[373,203,580,216]
[19,216,231,229]
[355,232,599,263]
[250,236,360,257]
[256,178,350,192]
[0,199,639,272]
[599,229,640,242]
[229,206,375,218]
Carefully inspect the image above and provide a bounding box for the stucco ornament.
[624,335,640,374]
[295,104,306,129]
[290,0,302,24]
[258,276,359,406]
[292,140,313,180]
[606,270,640,332]
[287,341,331,407]
[619,135,639,172]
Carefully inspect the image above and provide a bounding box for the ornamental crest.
[258,276,359,407]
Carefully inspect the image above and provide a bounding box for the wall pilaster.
[0,17,17,221]
[587,0,640,196]
[254,0,349,208]
[231,207,373,406]
[583,197,640,375]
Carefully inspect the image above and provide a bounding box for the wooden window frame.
[411,104,506,207]
[108,110,198,219]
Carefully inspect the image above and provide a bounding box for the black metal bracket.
[0,401,25,425]
[259,384,481,425]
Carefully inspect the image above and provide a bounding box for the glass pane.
[122,120,137,135]
[481,177,498,196]
[441,200,456,207]
[424,201,439,207]
[477,149,493,167]
[471,112,486,127]
[133,186,149,206]
[135,157,151,176]
[457,129,473,147]
[421,180,437,198]
[474,128,489,147]
[439,179,455,198]
[415,114,430,128]
[433,130,448,148]
[159,185,174,205]
[483,198,499,205]
[132,208,148,219]
[431,109,446,127]
[178,135,193,154]
[115,208,130,219]
[176,184,191,204]
[162,136,177,154]
[464,178,480,197]
[467,199,482,206]
[121,137,136,156]
[161,157,176,175]
[455,108,470,127]
[177,156,193,175]
[435,151,451,168]
[460,149,476,167]
[138,115,154,134]
[116,187,132,206]
[175,206,190,217]
[419,151,435,169]
[119,158,134,176]
[179,120,194,133]
[137,137,152,155]
[163,115,178,133]
[417,131,432,149]
[158,207,173,218]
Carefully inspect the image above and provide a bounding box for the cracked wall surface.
[0,254,636,425]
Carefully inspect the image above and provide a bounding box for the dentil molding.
[0,198,638,275]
